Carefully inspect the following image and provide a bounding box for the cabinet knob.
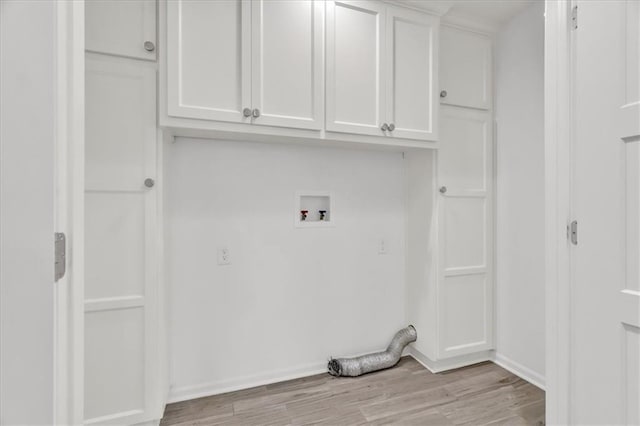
[440,90,447,98]
[144,41,155,52]
[252,108,261,118]
[144,178,155,188]
[243,108,252,118]
[381,123,389,131]
[439,186,447,194]
[388,123,395,131]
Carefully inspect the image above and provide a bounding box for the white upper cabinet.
[385,5,438,141]
[167,0,252,123]
[326,1,438,141]
[251,0,323,129]
[166,0,322,129]
[163,0,439,146]
[439,26,492,110]
[85,0,157,61]
[326,1,386,137]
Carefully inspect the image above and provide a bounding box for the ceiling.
[445,0,539,29]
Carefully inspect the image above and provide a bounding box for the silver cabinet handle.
[252,108,261,118]
[381,123,389,131]
[243,108,252,117]
[144,41,155,52]
[388,123,395,131]
[440,90,447,98]
[439,186,447,194]
[144,178,155,188]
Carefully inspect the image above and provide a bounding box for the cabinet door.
[85,0,156,61]
[440,26,491,110]
[385,6,438,141]
[167,0,251,123]
[326,1,386,136]
[85,55,159,425]
[437,106,493,359]
[251,0,323,130]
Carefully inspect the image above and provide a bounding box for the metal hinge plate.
[55,232,66,281]
[571,5,578,30]
[569,220,578,245]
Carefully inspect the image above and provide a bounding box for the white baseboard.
[491,352,546,390]
[168,349,545,405]
[168,362,327,403]
[408,346,493,373]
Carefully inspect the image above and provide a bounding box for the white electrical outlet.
[217,247,231,265]
[378,239,387,255]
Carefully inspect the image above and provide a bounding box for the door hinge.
[571,5,578,30]
[55,232,66,282]
[568,220,578,245]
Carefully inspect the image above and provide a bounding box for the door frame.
[54,1,85,424]
[544,0,574,424]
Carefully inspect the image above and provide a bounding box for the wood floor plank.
[160,357,545,425]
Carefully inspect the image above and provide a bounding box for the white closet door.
[437,106,493,359]
[326,0,386,136]
[385,6,438,141]
[251,0,323,130]
[85,0,156,61]
[570,1,639,423]
[167,0,251,123]
[439,26,491,110]
[85,55,158,425]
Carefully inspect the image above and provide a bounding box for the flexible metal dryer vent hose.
[327,325,417,377]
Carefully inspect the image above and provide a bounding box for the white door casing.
[437,105,494,359]
[251,0,323,129]
[85,0,156,61]
[385,5,438,141]
[84,55,159,425]
[167,0,252,123]
[326,0,386,136]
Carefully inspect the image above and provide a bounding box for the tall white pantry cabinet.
[85,0,163,424]
[84,0,494,422]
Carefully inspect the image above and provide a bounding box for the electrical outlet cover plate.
[217,247,231,265]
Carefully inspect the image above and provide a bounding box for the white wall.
[166,139,407,400]
[495,2,546,385]
[405,150,437,360]
[0,1,55,424]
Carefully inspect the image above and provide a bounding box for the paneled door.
[85,55,159,425]
[437,105,493,359]
[326,0,386,136]
[85,0,156,61]
[167,0,251,122]
[570,1,640,423]
[385,5,438,141]
[251,0,323,129]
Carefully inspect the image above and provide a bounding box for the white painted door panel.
[438,106,493,359]
[85,55,158,425]
[439,26,491,110]
[167,0,251,123]
[385,6,438,141]
[251,0,323,130]
[326,0,386,136]
[572,1,640,423]
[86,0,156,60]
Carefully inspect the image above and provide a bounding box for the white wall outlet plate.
[379,239,388,255]
[217,247,231,265]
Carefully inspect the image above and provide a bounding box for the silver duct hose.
[327,325,417,377]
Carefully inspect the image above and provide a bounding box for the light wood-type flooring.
[161,357,545,425]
